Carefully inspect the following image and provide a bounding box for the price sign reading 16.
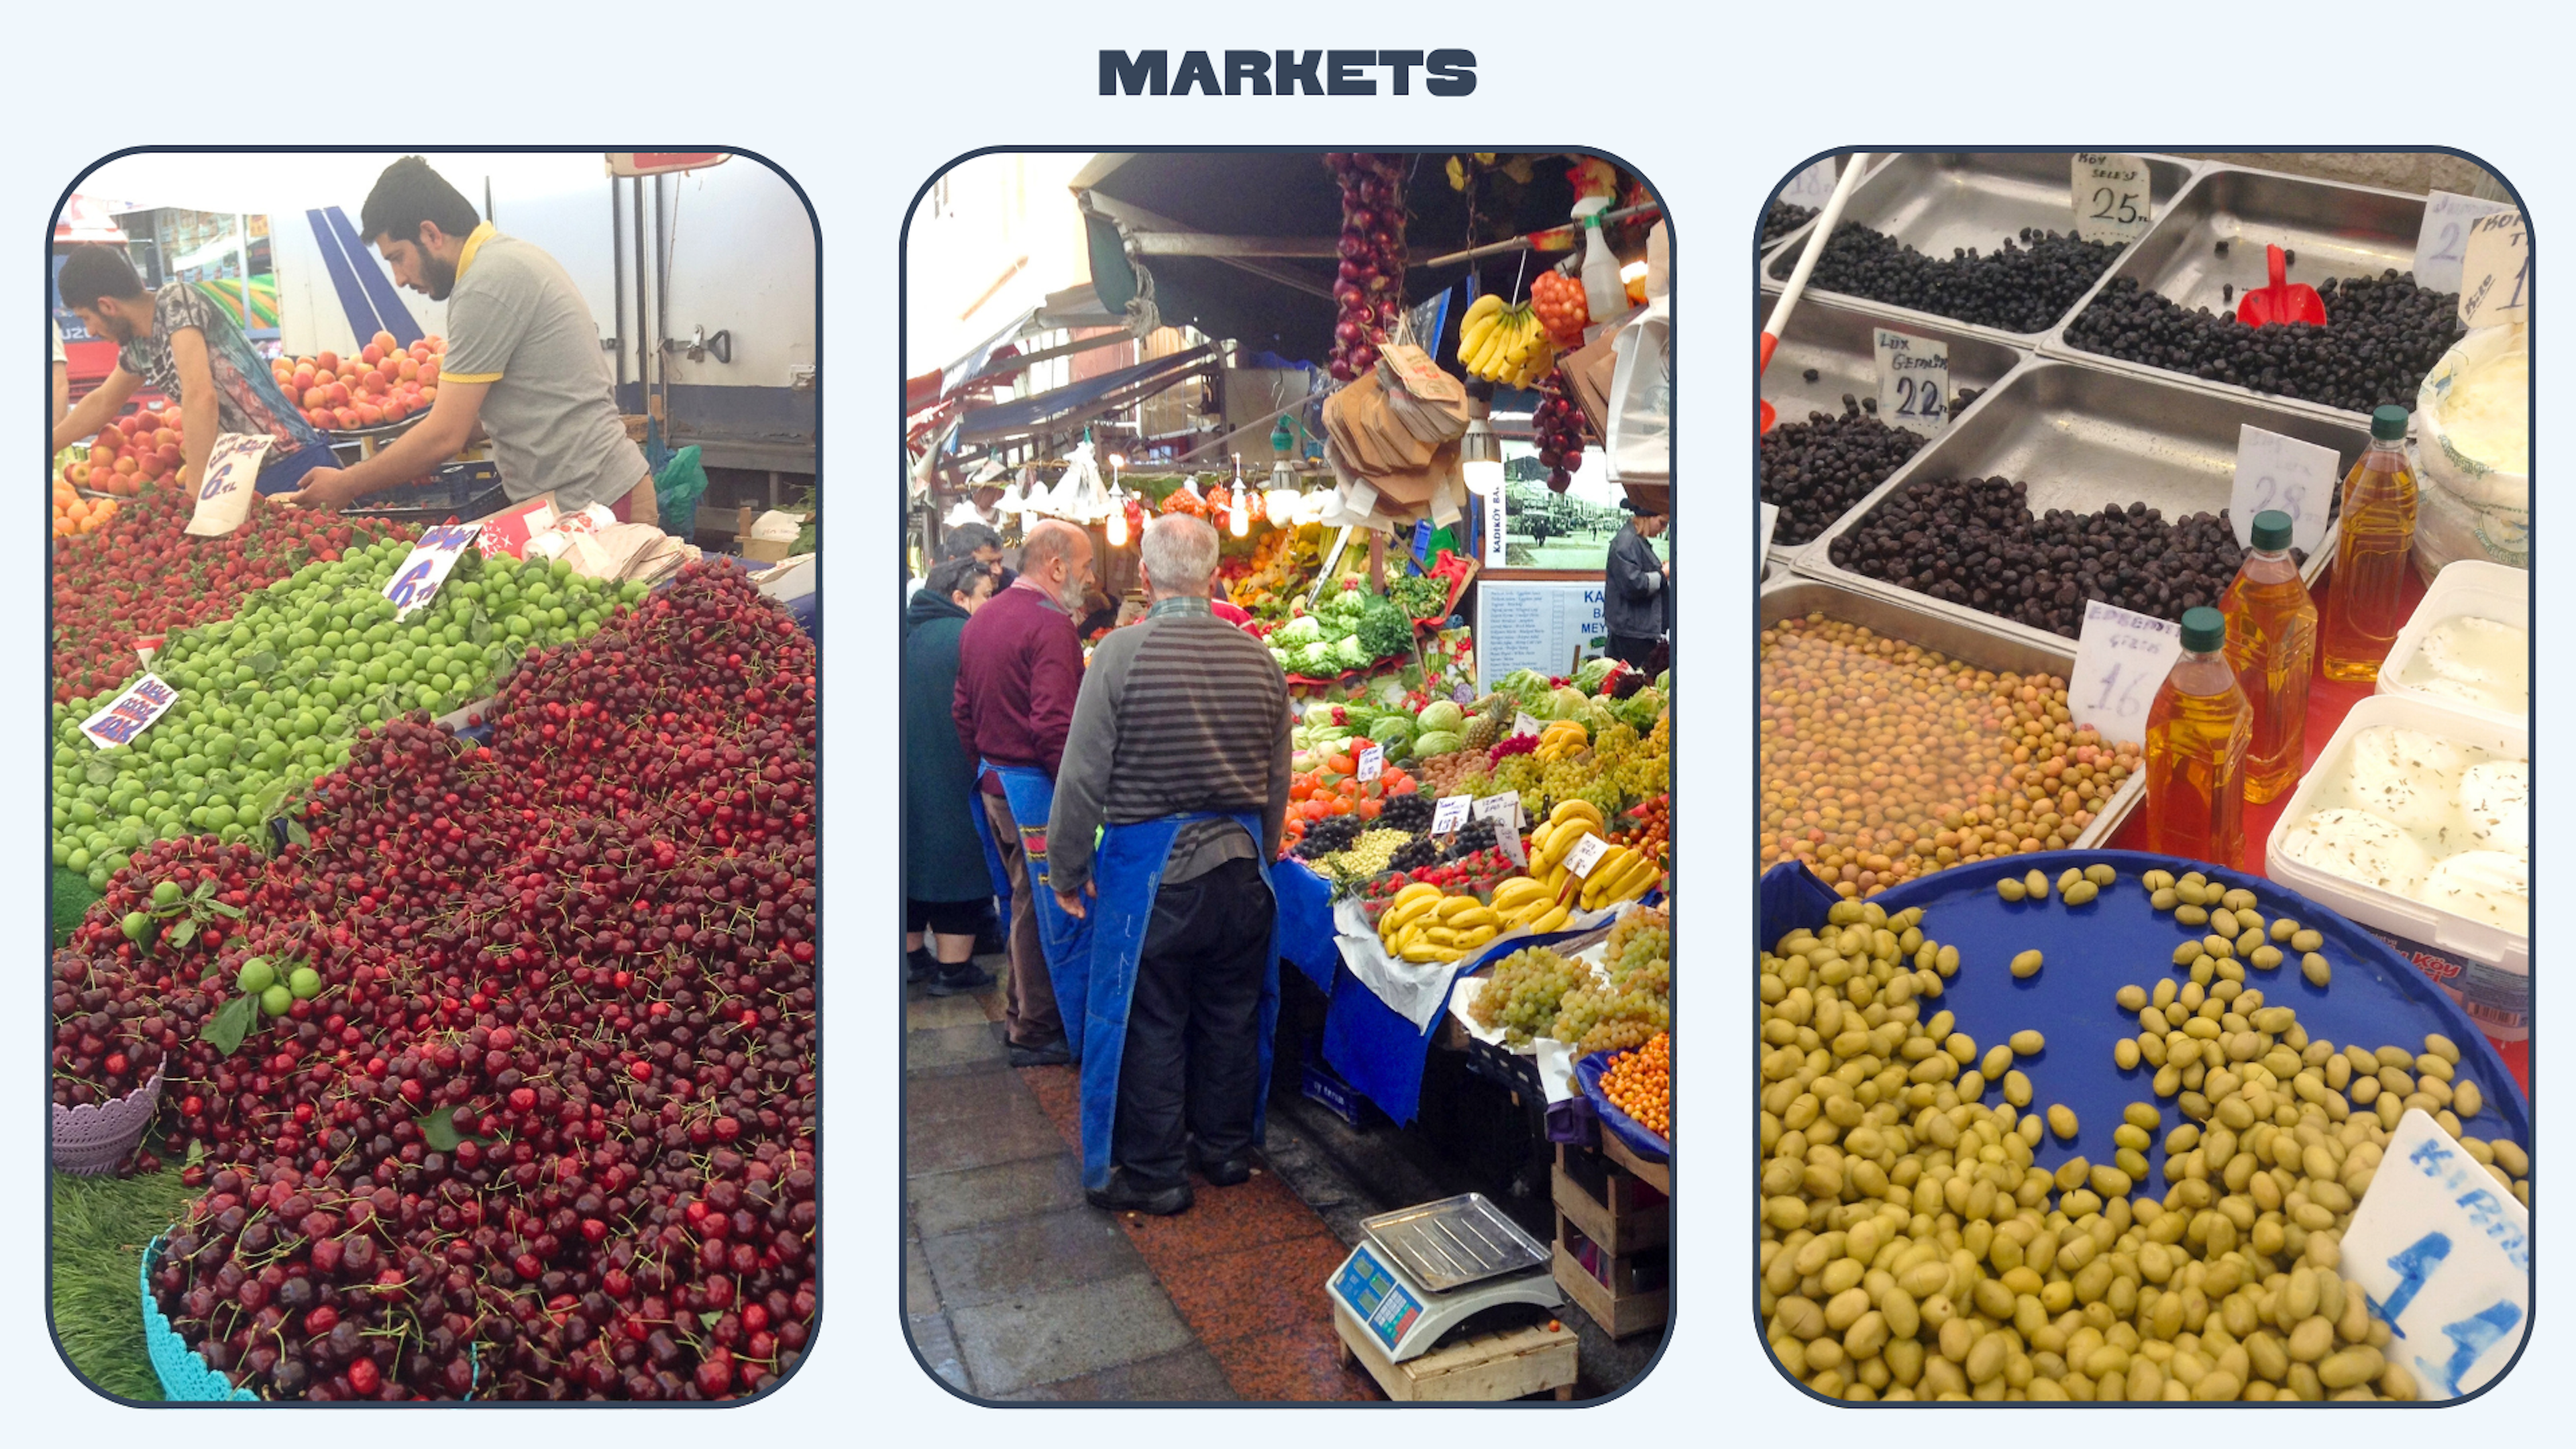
[2090,661,2151,720]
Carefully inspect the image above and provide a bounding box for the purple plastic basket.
[52,1071,162,1175]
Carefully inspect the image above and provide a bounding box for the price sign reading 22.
[384,524,483,616]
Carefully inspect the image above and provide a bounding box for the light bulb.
[1460,416,1505,498]
[1229,491,1250,537]
[1106,504,1128,547]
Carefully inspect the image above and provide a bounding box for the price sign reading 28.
[2069,600,2182,739]
[384,523,484,617]
[2231,425,2339,554]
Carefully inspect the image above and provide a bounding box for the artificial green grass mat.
[52,1163,195,1402]
[52,867,101,949]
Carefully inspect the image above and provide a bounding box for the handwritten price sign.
[384,523,483,617]
[2230,425,2340,554]
[1563,832,1611,879]
[2341,1110,2528,1401]
[1474,790,1525,832]
[1356,743,1384,783]
[1759,500,1780,564]
[2070,600,2182,741]
[2457,210,2528,330]
[2072,153,2155,245]
[2412,191,2516,297]
[1430,794,1471,836]
[1873,327,1951,432]
[1778,156,1841,211]
[184,432,273,537]
[80,672,180,749]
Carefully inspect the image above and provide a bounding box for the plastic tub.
[2375,559,2528,723]
[2265,695,2528,1038]
[2413,327,2529,579]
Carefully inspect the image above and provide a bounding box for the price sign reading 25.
[384,523,484,617]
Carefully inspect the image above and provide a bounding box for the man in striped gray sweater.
[1049,515,1293,1214]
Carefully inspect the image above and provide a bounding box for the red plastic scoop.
[2238,243,2326,328]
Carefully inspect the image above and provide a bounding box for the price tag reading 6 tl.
[2230,425,2340,554]
[2339,1110,2529,1401]
[2069,599,2182,739]
[2072,153,2155,245]
[384,523,484,617]
[1872,327,1951,431]
[184,432,274,538]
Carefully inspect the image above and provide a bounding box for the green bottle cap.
[2250,510,2293,551]
[2180,606,2227,652]
[2371,405,2409,441]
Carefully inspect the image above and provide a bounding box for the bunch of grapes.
[1446,818,1501,859]
[1560,908,1672,1055]
[1534,384,1589,492]
[1469,946,1582,1045]
[1379,792,1435,835]
[1388,836,1445,874]
[1293,814,1366,861]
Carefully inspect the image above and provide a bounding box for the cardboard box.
[741,509,810,564]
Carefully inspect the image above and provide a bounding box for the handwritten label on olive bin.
[2072,153,2155,245]
[2457,211,2528,331]
[2069,600,2182,741]
[2230,425,2339,554]
[2341,1110,2528,1400]
[1872,327,1951,432]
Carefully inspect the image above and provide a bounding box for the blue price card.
[2341,1110,2529,1400]
[1411,518,1434,563]
[384,523,484,616]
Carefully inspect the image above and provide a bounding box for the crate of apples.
[274,330,444,433]
[66,407,184,498]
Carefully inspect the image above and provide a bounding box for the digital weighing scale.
[1326,1193,1561,1362]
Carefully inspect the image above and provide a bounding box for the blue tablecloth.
[1271,858,1338,993]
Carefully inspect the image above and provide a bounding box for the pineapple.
[1461,712,1499,751]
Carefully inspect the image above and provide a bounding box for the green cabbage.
[1368,716,1413,750]
[1412,729,1462,757]
[1269,645,1292,671]
[1330,635,1373,670]
[1574,656,1619,693]
[1417,700,1465,735]
[1548,686,1590,720]
[1295,641,1337,674]
[1303,700,1341,727]
[1616,688,1664,733]
[1276,616,1324,647]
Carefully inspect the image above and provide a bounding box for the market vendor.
[51,321,69,427]
[1603,498,1670,669]
[1047,513,1291,1216]
[50,246,339,494]
[270,156,655,523]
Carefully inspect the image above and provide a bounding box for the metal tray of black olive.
[1762,152,2202,343]
[1756,152,1880,272]
[2043,163,2467,425]
[1758,288,2030,569]
[1791,359,2368,657]
[1760,574,2146,849]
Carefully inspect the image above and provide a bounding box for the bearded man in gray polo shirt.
[272,156,657,523]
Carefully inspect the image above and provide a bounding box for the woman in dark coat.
[904,557,1000,990]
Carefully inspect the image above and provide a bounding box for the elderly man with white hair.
[1046,514,1294,1216]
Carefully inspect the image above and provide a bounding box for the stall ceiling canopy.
[953,343,1212,444]
[72,151,627,219]
[1077,150,1597,368]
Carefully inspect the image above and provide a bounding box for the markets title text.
[1100,50,1476,97]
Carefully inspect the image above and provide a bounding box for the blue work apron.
[967,759,1094,1059]
[1077,810,1281,1193]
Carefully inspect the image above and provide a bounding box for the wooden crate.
[1552,1220,1668,1339]
[1552,1144,1668,1257]
[1331,1309,1579,1401]
[1599,1125,1671,1195]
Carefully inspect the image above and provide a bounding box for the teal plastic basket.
[140,1234,258,1402]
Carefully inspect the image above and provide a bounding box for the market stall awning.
[54,194,131,244]
[953,342,1215,445]
[1075,151,1603,368]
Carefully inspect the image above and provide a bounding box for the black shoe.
[926,963,995,997]
[1087,1172,1193,1216]
[1007,1039,1071,1067]
[1193,1152,1254,1187]
[906,948,937,983]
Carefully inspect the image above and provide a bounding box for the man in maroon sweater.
[953,519,1095,1065]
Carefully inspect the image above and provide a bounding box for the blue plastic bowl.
[1759,851,2530,1197]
